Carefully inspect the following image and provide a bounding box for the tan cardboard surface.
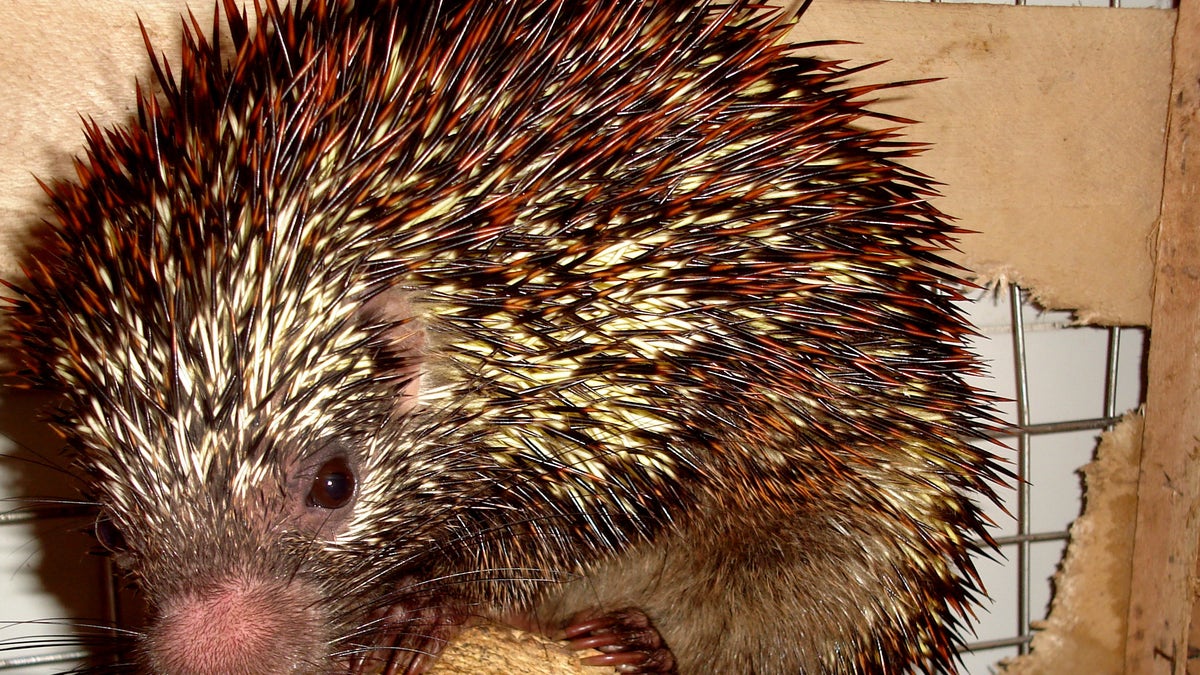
[0,2,199,285]
[791,0,1175,325]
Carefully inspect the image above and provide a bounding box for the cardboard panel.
[792,0,1175,325]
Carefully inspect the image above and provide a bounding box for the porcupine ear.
[357,286,427,414]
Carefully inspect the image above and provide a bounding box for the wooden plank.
[1124,2,1200,672]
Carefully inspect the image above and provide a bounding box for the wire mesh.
[956,285,1146,672]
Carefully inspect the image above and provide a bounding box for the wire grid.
[0,505,102,672]
[956,285,1139,670]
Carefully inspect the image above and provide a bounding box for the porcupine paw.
[562,608,678,674]
[350,595,463,675]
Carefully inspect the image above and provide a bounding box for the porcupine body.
[8,0,1005,673]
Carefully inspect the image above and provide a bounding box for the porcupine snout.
[130,443,405,674]
[145,577,324,675]
[117,427,377,674]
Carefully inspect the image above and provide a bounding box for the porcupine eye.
[93,511,123,550]
[307,456,356,509]
[94,512,130,558]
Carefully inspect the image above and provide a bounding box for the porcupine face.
[8,0,1005,673]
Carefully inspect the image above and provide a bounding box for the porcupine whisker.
[0,495,100,514]
[0,441,84,479]
[329,592,479,669]
[0,619,142,643]
[329,573,577,671]
[368,568,570,602]
[334,517,575,595]
[323,509,588,610]
[0,619,141,674]
[43,660,140,675]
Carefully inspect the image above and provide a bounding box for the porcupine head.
[7,0,1005,673]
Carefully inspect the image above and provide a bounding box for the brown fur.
[533,487,944,674]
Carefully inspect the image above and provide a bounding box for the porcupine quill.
[6,0,1006,673]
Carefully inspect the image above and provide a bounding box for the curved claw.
[563,608,678,674]
[580,650,654,667]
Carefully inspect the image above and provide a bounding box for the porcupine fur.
[7,0,1006,673]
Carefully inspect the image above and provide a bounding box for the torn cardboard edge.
[999,412,1143,675]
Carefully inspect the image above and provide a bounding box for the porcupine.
[6,0,1006,673]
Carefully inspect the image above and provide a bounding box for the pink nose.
[145,577,321,675]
